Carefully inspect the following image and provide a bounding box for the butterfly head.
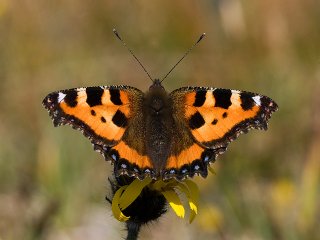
[149,79,164,90]
[146,79,170,115]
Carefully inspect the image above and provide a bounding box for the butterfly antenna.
[113,29,154,83]
[161,33,206,83]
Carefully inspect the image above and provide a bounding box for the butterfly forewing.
[170,87,278,149]
[42,85,143,154]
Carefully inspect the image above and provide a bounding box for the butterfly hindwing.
[163,142,226,180]
[109,140,155,180]
[170,87,278,149]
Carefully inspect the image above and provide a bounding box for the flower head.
[108,175,200,223]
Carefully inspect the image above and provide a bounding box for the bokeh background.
[0,0,319,239]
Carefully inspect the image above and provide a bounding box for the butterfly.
[42,79,277,180]
[42,31,278,181]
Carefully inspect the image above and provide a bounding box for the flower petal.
[162,189,185,218]
[184,180,200,223]
[112,185,130,222]
[175,181,198,223]
[150,179,167,191]
[119,177,152,210]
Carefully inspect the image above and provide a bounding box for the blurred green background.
[0,0,319,239]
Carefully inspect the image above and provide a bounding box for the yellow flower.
[111,177,200,223]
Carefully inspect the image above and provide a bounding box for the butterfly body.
[118,79,175,178]
[143,80,174,172]
[43,79,278,180]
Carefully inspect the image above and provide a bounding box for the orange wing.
[43,86,138,143]
[165,87,278,180]
[163,142,226,180]
[43,86,154,175]
[171,87,278,148]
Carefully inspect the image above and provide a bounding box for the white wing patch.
[253,96,261,106]
[58,92,66,103]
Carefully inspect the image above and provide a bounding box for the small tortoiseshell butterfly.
[43,31,278,181]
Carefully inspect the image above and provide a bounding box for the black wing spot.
[240,92,255,110]
[212,119,218,125]
[189,111,205,130]
[64,90,78,107]
[86,87,104,107]
[213,89,232,109]
[109,89,123,105]
[91,109,96,116]
[101,116,106,123]
[112,110,128,127]
[222,112,228,118]
[193,91,207,107]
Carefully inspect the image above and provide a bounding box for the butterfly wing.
[165,87,278,179]
[42,85,148,164]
